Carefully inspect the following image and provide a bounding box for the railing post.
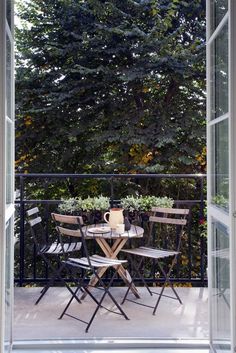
[44,202,50,279]
[110,177,114,208]
[19,176,25,287]
[199,175,206,285]
[199,175,204,221]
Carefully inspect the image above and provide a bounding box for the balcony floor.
[14,286,208,341]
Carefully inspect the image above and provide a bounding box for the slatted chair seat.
[121,207,189,315]
[26,207,82,305]
[122,246,179,259]
[66,255,127,269]
[91,254,127,265]
[41,241,82,255]
[51,213,129,332]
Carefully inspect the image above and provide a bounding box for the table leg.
[109,239,140,298]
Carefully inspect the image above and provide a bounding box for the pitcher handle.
[103,212,110,223]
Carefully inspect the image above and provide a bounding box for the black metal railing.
[14,173,207,287]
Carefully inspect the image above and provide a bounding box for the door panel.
[210,119,229,211]
[210,0,228,34]
[0,1,14,353]
[211,220,230,352]
[210,22,228,120]
[4,220,13,353]
[207,1,231,352]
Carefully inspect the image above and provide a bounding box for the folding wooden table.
[80,224,144,300]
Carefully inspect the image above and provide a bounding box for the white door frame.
[207,0,236,352]
[0,0,7,348]
[1,1,236,352]
[229,0,236,351]
[0,0,15,352]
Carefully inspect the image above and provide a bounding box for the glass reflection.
[4,222,12,353]
[210,0,228,33]
[211,23,228,120]
[6,0,11,29]
[211,119,229,210]
[211,221,230,352]
[6,121,13,205]
[6,34,11,120]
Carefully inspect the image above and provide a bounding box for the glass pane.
[6,33,11,120]
[6,0,12,29]
[210,23,228,120]
[210,0,228,33]
[211,221,230,352]
[4,220,13,353]
[6,120,13,204]
[211,119,229,210]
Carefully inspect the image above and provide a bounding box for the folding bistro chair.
[121,207,189,315]
[51,213,129,332]
[27,207,82,304]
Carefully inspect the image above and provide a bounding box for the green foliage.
[58,194,173,213]
[120,195,141,212]
[57,197,83,214]
[212,194,228,210]
[14,0,207,285]
[58,195,110,213]
[92,195,110,211]
[15,0,206,176]
[120,195,174,211]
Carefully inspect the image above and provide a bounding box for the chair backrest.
[26,207,48,249]
[148,207,189,250]
[51,213,89,259]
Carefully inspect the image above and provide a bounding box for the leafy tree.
[15,1,207,286]
[15,0,206,176]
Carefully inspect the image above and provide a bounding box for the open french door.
[207,1,236,352]
[0,0,15,353]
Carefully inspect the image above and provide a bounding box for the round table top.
[83,223,144,239]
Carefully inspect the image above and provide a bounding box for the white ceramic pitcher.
[104,208,124,229]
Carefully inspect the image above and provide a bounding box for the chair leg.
[35,262,60,304]
[152,259,182,315]
[95,267,129,318]
[37,255,82,306]
[59,266,129,332]
[121,256,152,305]
[122,255,183,315]
[59,285,82,319]
[35,259,66,304]
[85,268,129,332]
[153,283,165,315]
[168,281,182,304]
[132,257,153,296]
[158,258,182,303]
[35,284,51,305]
[60,266,102,321]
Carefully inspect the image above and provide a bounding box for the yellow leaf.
[142,87,149,93]
[151,8,158,16]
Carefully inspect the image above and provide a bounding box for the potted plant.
[83,195,110,222]
[120,196,141,222]
[120,195,174,222]
[58,197,83,215]
[58,195,110,223]
[138,196,174,221]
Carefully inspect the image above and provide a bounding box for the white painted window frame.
[207,1,236,352]
[229,1,236,352]
[0,0,14,352]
